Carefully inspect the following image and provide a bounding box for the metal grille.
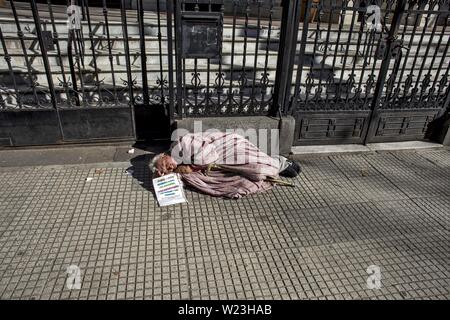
[174,0,283,117]
[381,0,450,111]
[288,0,450,145]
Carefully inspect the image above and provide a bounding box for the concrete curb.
[291,141,444,158]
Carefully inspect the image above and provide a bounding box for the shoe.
[280,160,301,178]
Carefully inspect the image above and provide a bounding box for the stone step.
[0,28,445,63]
[0,3,446,43]
[0,17,445,49]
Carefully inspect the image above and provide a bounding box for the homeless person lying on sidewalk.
[149,132,301,199]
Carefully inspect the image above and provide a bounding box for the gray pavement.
[0,148,449,299]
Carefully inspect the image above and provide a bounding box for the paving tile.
[0,150,448,300]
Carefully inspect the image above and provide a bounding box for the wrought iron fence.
[0,0,449,147]
[0,0,171,111]
[283,0,450,145]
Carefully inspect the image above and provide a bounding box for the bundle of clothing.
[150,132,301,199]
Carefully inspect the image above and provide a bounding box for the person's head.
[150,153,178,177]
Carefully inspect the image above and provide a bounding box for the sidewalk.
[0,148,448,300]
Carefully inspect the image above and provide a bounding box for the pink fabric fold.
[171,132,280,198]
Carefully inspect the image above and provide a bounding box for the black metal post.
[121,0,137,140]
[174,0,184,117]
[156,0,166,106]
[30,0,57,108]
[137,0,150,106]
[0,27,22,108]
[9,0,40,106]
[292,0,312,114]
[270,0,302,117]
[102,0,118,103]
[47,0,70,106]
[166,0,176,120]
[363,0,407,145]
[67,30,80,106]
[84,0,103,105]
[30,0,64,139]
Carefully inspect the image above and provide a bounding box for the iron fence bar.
[47,0,70,106]
[205,1,211,112]
[166,0,176,119]
[156,0,166,105]
[346,5,366,107]
[0,91,5,110]
[336,2,357,99]
[344,7,363,107]
[206,56,211,111]
[175,0,184,116]
[215,2,225,113]
[30,0,57,109]
[182,58,187,115]
[67,29,80,106]
[409,8,435,104]
[271,0,302,117]
[291,0,312,114]
[361,31,381,110]
[226,0,238,112]
[102,0,118,103]
[183,2,189,116]
[394,7,421,102]
[72,27,87,107]
[435,60,450,107]
[387,3,412,105]
[120,0,135,104]
[84,0,103,104]
[309,3,321,106]
[444,84,450,111]
[238,1,250,109]
[9,0,40,106]
[30,0,65,140]
[327,1,346,107]
[80,0,85,20]
[136,0,149,106]
[416,11,440,103]
[363,0,407,145]
[260,0,274,107]
[120,0,137,139]
[316,3,332,106]
[250,0,262,109]
[0,26,22,108]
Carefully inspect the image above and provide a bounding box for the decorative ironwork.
[175,0,281,117]
[0,0,449,147]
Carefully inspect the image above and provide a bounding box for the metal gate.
[172,0,284,117]
[0,0,174,146]
[0,0,449,147]
[283,0,450,145]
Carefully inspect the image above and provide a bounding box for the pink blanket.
[171,132,280,198]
